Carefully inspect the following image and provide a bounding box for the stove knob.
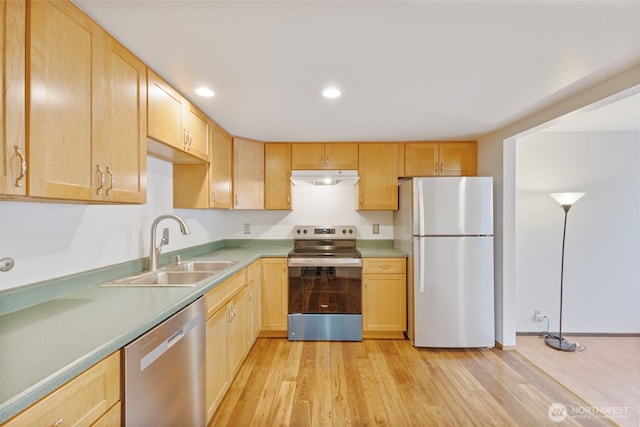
[303,229,307,234]
[348,229,353,234]
[342,229,347,234]
[296,229,301,234]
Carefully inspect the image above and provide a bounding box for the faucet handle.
[161,228,170,245]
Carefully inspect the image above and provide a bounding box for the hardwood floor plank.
[211,339,620,426]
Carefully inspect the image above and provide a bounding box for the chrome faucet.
[148,214,191,271]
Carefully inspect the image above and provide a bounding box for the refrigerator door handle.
[419,237,426,293]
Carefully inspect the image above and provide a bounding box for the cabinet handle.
[325,157,328,168]
[434,161,438,174]
[212,192,216,203]
[359,197,363,206]
[53,418,64,427]
[14,146,26,187]
[183,129,189,150]
[234,194,239,207]
[379,264,390,270]
[364,279,368,287]
[439,161,443,175]
[96,165,105,195]
[105,166,114,195]
[287,196,291,206]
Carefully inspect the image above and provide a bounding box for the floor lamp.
[545,192,585,352]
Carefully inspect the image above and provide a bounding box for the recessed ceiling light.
[195,87,215,97]
[322,87,341,98]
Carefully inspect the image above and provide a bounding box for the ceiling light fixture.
[195,87,215,97]
[322,87,341,99]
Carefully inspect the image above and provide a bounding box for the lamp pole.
[546,192,585,352]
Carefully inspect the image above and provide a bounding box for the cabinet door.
[210,123,233,208]
[357,143,398,210]
[229,287,248,377]
[246,260,262,346]
[94,35,146,203]
[206,306,230,423]
[404,142,439,177]
[1,0,26,196]
[362,273,407,332]
[439,142,477,176]
[28,0,98,200]
[233,137,264,209]
[147,69,183,149]
[183,100,209,162]
[261,258,288,332]
[324,143,358,169]
[265,143,292,210]
[291,143,324,170]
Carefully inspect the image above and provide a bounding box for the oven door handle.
[287,258,363,268]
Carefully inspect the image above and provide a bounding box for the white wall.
[478,62,640,346]
[0,156,224,291]
[223,185,394,239]
[516,132,640,333]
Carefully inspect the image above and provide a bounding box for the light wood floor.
[210,339,617,426]
[516,335,640,427]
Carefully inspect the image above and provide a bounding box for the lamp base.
[544,335,577,352]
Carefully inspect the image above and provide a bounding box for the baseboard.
[495,341,516,351]
[516,332,640,337]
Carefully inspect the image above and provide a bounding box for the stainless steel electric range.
[287,225,363,341]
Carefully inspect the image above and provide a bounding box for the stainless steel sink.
[101,271,214,287]
[164,260,237,273]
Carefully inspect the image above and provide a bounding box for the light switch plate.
[373,224,380,234]
[244,223,251,234]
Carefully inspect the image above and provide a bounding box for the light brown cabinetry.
[265,143,292,210]
[147,69,209,163]
[357,143,399,210]
[26,0,146,203]
[2,352,120,427]
[210,123,234,208]
[291,143,358,170]
[233,137,264,209]
[1,0,26,196]
[246,260,262,347]
[204,266,261,422]
[404,141,477,177]
[260,257,288,336]
[362,258,407,339]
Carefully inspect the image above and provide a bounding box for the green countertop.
[0,240,406,423]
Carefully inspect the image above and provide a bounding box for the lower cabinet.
[204,260,261,423]
[2,352,120,427]
[260,257,288,336]
[362,258,407,339]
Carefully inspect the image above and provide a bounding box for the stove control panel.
[293,225,356,239]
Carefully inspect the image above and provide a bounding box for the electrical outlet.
[373,224,380,234]
[243,223,251,234]
[534,310,545,322]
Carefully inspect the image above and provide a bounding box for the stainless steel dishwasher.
[124,297,205,427]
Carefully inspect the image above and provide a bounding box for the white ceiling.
[74,0,640,141]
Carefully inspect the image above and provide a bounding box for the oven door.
[288,264,362,314]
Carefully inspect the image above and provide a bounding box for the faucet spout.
[148,214,191,271]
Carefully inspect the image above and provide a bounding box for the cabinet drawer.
[205,269,247,318]
[3,352,120,427]
[363,258,406,274]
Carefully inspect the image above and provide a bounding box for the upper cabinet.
[291,143,358,170]
[26,0,146,203]
[403,141,477,177]
[210,123,233,209]
[357,143,399,210]
[265,143,292,210]
[0,0,26,196]
[233,137,264,209]
[147,69,209,163]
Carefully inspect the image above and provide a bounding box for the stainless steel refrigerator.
[394,177,495,348]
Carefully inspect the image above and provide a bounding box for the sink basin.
[101,271,214,287]
[165,260,237,273]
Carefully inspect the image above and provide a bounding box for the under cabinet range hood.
[290,170,359,186]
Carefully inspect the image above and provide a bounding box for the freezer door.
[413,177,493,236]
[413,236,494,348]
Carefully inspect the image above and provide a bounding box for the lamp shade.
[549,192,585,206]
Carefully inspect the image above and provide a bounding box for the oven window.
[288,266,362,314]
